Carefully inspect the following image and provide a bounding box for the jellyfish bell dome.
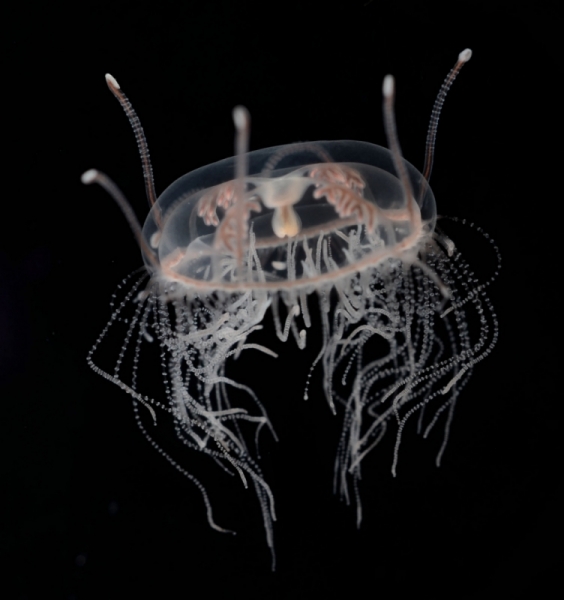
[142,140,436,290]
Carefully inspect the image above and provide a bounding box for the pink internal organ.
[197,181,237,226]
[313,183,377,230]
[214,198,262,253]
[308,164,366,193]
[309,164,379,230]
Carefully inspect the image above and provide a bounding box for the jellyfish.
[82,49,499,569]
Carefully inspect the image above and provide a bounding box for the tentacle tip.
[105,73,120,89]
[382,74,394,98]
[81,169,98,184]
[233,105,250,131]
[458,48,472,63]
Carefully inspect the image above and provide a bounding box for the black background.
[2,1,561,598]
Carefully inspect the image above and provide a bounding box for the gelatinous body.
[83,50,498,569]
